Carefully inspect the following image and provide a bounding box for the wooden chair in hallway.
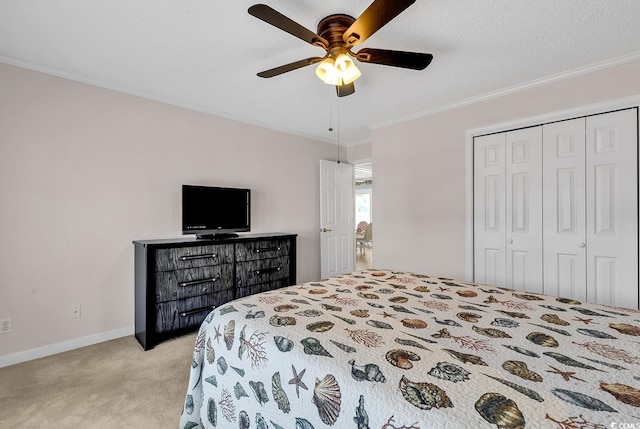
[356,223,372,254]
[355,221,368,250]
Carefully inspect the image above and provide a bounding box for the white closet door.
[585,109,638,308]
[505,127,543,292]
[474,133,506,287]
[543,118,587,300]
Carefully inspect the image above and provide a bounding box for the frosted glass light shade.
[315,58,340,85]
[334,53,361,85]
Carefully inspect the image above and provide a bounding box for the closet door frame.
[465,95,640,307]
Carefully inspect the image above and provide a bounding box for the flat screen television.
[182,185,251,239]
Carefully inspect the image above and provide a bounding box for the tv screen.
[182,185,250,238]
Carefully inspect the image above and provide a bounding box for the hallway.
[355,247,373,270]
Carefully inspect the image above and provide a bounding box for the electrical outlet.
[71,304,81,319]
[0,318,11,334]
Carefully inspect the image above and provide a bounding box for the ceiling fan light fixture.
[316,54,361,86]
[316,57,340,85]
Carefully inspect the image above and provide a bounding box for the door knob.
[321,228,332,232]
[507,239,513,244]
[578,242,586,248]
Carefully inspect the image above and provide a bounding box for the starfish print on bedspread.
[545,366,585,382]
[572,317,598,325]
[214,325,222,343]
[288,365,308,398]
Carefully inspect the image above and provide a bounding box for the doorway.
[354,162,373,270]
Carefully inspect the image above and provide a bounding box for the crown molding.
[372,51,640,131]
[0,56,338,146]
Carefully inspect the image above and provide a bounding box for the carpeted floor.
[0,333,197,428]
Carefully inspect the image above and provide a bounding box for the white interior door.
[505,127,543,292]
[543,118,587,300]
[320,160,354,279]
[585,109,638,308]
[474,133,506,287]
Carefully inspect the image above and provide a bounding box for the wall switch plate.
[0,318,11,334]
[71,304,81,319]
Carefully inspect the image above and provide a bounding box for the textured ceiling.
[1,1,640,146]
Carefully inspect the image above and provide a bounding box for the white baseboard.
[0,326,134,368]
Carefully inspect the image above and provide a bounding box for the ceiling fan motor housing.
[317,14,356,56]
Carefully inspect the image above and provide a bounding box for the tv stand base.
[196,233,239,240]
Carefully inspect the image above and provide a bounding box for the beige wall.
[373,59,640,279]
[0,63,336,360]
[346,142,372,163]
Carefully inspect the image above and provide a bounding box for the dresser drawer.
[236,278,290,298]
[155,291,235,333]
[236,258,290,287]
[235,239,291,262]
[155,244,233,272]
[155,264,234,303]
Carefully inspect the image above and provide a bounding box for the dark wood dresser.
[133,233,297,350]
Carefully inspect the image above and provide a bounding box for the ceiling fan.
[248,0,433,97]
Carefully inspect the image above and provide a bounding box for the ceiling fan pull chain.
[337,98,341,163]
[328,98,333,132]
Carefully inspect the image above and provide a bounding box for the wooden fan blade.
[336,82,355,97]
[257,57,325,78]
[355,48,433,70]
[249,4,328,49]
[343,0,415,47]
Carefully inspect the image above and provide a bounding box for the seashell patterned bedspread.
[179,270,640,428]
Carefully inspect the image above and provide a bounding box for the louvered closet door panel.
[542,118,587,300]
[505,127,543,292]
[474,133,506,287]
[585,109,638,308]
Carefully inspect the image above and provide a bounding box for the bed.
[179,269,640,428]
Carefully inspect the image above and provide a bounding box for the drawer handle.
[179,306,213,317]
[255,247,280,253]
[179,277,218,287]
[180,253,217,261]
[254,266,282,275]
